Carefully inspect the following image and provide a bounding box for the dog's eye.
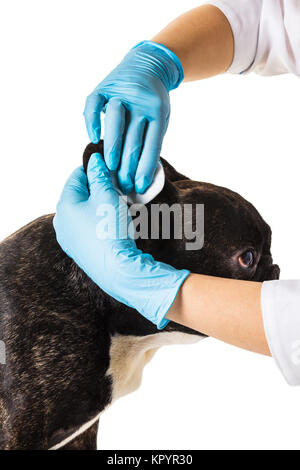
[239,250,254,268]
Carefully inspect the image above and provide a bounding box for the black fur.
[0,142,279,450]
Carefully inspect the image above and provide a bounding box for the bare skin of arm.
[152,4,234,81]
[167,275,271,356]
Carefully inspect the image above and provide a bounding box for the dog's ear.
[83,141,104,174]
[160,157,190,183]
[83,142,189,182]
[147,157,188,205]
[82,141,180,202]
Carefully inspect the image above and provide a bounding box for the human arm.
[167,274,270,356]
[152,4,234,81]
[84,1,300,196]
[168,275,300,386]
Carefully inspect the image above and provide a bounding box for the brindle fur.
[0,142,279,450]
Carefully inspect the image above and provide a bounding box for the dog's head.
[147,160,279,283]
[83,141,279,285]
[82,141,279,337]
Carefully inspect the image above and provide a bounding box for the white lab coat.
[206,0,300,385]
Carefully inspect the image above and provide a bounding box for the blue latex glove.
[53,153,190,329]
[83,41,184,195]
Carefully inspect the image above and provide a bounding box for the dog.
[0,141,280,450]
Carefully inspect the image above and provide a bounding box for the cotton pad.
[111,161,165,205]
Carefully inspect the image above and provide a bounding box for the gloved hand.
[83,41,184,195]
[53,153,190,329]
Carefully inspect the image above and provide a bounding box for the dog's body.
[0,143,279,450]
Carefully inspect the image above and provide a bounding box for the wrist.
[131,40,184,90]
[134,253,190,330]
[166,272,192,324]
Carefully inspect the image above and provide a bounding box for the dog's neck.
[61,236,197,340]
[61,254,159,337]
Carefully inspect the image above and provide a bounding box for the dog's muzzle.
[254,254,280,281]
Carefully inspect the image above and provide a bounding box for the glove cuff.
[132,40,184,90]
[155,269,190,330]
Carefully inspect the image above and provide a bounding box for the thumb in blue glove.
[53,153,190,329]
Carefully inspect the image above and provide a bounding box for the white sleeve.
[261,280,300,386]
[206,0,300,76]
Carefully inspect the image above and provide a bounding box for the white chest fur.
[50,331,202,450]
[107,331,202,401]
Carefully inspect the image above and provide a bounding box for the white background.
[1,0,300,450]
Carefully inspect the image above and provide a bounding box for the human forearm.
[167,274,271,356]
[152,5,234,81]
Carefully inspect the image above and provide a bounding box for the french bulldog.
[0,141,279,450]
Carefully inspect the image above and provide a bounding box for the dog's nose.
[262,263,280,281]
